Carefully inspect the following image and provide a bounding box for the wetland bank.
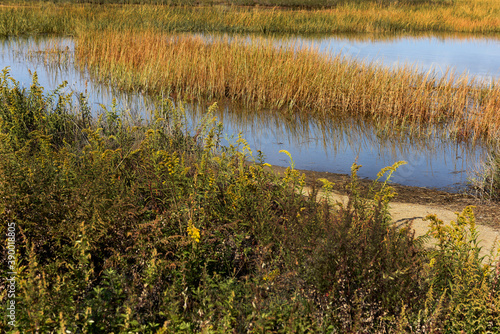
[1,1,500,332]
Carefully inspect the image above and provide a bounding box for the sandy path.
[303,187,500,260]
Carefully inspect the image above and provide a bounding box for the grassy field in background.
[0,0,499,35]
[0,0,454,8]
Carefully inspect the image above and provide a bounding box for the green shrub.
[1,71,498,333]
[424,207,500,332]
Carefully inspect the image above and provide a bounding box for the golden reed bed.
[76,30,500,144]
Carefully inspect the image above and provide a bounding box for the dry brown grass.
[1,0,500,36]
[76,30,500,144]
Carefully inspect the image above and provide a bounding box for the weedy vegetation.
[0,72,499,332]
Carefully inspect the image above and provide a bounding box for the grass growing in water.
[469,152,500,201]
[76,30,500,145]
[0,71,499,332]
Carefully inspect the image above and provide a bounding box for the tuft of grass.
[469,151,500,201]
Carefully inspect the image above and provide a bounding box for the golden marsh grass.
[0,0,499,35]
[76,30,500,144]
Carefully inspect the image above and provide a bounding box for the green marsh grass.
[76,30,500,145]
[0,0,451,7]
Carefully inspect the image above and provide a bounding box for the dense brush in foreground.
[0,72,499,332]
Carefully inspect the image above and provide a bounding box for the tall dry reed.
[76,30,500,144]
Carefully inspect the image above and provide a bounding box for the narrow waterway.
[1,34,499,191]
[276,33,500,82]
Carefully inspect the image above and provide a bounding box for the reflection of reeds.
[76,30,500,145]
[24,43,73,68]
[189,97,486,171]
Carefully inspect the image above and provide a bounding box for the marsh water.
[1,34,499,191]
[200,33,500,82]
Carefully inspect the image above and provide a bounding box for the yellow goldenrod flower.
[187,220,200,243]
[263,269,280,282]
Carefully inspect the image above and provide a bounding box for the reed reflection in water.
[186,99,487,190]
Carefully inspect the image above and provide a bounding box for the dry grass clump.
[76,30,500,144]
[469,151,500,201]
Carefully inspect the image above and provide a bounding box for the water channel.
[1,34,499,191]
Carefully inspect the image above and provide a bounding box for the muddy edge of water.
[268,165,500,228]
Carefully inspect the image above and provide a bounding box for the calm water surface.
[278,34,500,81]
[1,34,498,191]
